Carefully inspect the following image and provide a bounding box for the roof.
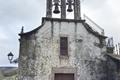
[82,22,107,39]
[19,17,107,39]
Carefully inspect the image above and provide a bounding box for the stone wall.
[107,56,120,80]
[19,18,109,80]
[0,70,18,80]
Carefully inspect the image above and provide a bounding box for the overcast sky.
[0,0,120,67]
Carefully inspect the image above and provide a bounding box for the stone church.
[18,0,120,80]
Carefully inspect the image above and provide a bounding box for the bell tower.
[46,0,81,20]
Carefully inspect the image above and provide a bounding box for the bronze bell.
[53,4,60,14]
[67,5,73,12]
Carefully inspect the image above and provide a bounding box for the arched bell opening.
[53,0,61,14]
[66,0,74,19]
[52,0,61,18]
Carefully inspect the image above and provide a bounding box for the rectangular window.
[60,37,68,56]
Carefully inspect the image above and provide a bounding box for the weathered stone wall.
[18,21,52,80]
[18,34,36,80]
[19,19,108,80]
[107,56,120,80]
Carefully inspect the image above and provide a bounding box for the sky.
[0,0,120,66]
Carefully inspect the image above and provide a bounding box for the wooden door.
[55,73,74,80]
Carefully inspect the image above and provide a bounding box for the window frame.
[59,35,69,57]
[60,36,68,56]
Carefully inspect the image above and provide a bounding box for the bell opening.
[53,0,60,14]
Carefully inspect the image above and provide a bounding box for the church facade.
[18,0,120,80]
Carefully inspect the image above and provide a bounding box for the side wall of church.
[107,56,120,80]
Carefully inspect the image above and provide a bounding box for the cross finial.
[21,26,24,34]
